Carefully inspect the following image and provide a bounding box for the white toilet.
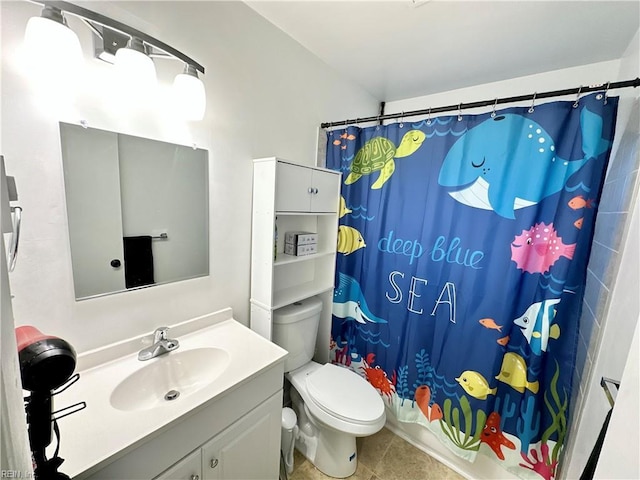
[272,296,385,478]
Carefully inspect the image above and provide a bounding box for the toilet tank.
[272,296,323,372]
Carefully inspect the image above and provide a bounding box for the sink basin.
[110,348,230,412]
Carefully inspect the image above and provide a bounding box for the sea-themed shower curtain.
[326,93,617,480]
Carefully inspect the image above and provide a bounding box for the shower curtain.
[326,93,617,480]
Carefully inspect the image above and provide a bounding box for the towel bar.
[600,377,620,408]
[152,233,168,239]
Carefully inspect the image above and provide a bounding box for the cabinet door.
[310,169,340,213]
[153,449,201,480]
[202,396,281,480]
[275,162,312,212]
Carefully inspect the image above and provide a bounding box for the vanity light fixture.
[23,4,82,77]
[23,0,207,120]
[173,64,207,121]
[114,37,157,88]
[93,26,128,64]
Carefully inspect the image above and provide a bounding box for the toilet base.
[295,421,357,478]
[293,400,357,478]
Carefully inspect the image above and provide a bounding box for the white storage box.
[285,242,317,256]
[284,231,317,246]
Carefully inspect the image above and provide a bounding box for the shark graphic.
[332,272,386,324]
[513,298,561,355]
[438,108,610,219]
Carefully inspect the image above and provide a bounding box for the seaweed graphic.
[494,393,517,431]
[439,395,487,451]
[519,362,568,480]
[412,349,435,406]
[396,365,410,406]
[517,395,540,453]
[541,361,568,463]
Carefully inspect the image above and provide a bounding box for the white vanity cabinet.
[154,449,200,480]
[154,395,281,480]
[82,366,283,480]
[250,158,341,363]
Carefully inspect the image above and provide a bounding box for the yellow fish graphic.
[455,370,497,400]
[337,225,366,255]
[339,196,352,219]
[495,352,539,394]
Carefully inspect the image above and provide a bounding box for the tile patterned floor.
[289,427,466,480]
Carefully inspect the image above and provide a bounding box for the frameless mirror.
[59,123,209,300]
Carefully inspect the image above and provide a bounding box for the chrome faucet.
[138,327,180,361]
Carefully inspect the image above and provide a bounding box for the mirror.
[59,123,209,300]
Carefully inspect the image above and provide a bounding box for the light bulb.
[23,6,82,87]
[115,38,156,85]
[172,64,206,121]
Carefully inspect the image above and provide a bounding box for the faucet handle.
[153,327,169,342]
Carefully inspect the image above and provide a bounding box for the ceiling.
[246,1,640,102]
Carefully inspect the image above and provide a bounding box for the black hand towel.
[123,236,155,288]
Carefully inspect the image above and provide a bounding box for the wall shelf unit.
[250,157,340,362]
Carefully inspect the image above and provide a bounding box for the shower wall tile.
[584,269,609,320]
[623,169,639,208]
[575,331,589,381]
[586,241,618,287]
[579,302,598,349]
[593,212,628,251]
[599,176,633,213]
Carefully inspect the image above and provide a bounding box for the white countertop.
[51,308,287,478]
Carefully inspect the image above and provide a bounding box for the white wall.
[0,1,378,353]
[384,59,638,480]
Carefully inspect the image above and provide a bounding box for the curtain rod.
[320,77,640,129]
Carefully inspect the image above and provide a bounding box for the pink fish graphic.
[510,222,576,274]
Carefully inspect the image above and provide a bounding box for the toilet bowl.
[272,297,386,478]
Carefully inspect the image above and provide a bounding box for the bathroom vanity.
[53,308,287,480]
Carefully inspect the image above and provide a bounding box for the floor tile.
[288,427,465,480]
[290,456,373,480]
[357,427,396,471]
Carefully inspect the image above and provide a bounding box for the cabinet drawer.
[154,449,201,480]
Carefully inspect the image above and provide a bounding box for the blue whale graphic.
[438,108,610,219]
[333,272,386,324]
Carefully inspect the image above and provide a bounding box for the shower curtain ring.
[573,86,583,108]
[457,103,463,122]
[604,81,610,105]
[426,108,432,126]
[528,92,537,114]
[491,99,498,118]
[399,111,404,128]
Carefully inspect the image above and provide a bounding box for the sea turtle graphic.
[345,129,426,189]
[344,130,426,190]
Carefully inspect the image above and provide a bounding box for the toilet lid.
[305,364,384,424]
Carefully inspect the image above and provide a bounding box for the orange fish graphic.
[574,217,584,229]
[333,139,341,146]
[340,133,356,140]
[497,335,510,346]
[479,318,502,332]
[568,196,596,210]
